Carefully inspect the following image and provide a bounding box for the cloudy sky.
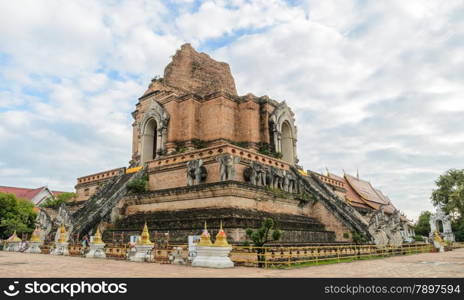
[0,0,462,220]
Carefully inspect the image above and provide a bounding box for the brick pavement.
[1,249,463,278]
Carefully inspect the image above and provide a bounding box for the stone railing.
[76,167,126,185]
[316,173,345,189]
[147,143,290,170]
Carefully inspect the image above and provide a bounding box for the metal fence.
[451,242,464,249]
[230,243,434,268]
[145,243,436,268]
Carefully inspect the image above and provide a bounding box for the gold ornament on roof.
[8,231,21,242]
[57,224,67,243]
[213,220,229,247]
[137,222,153,245]
[30,228,41,243]
[92,227,104,244]
[198,221,213,246]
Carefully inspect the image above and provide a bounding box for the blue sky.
[0,0,463,221]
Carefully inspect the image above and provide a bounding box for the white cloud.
[213,0,464,220]
[176,0,304,43]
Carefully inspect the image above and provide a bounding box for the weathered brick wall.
[163,43,238,97]
[148,159,221,190]
[237,100,261,143]
[308,202,353,242]
[132,93,274,161]
[199,96,237,141]
[75,182,100,202]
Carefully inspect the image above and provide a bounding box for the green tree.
[245,218,282,267]
[40,192,76,208]
[452,218,464,242]
[351,230,367,244]
[0,192,37,239]
[431,169,464,215]
[414,211,431,236]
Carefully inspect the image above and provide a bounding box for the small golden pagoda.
[198,221,213,246]
[213,221,229,247]
[92,227,104,245]
[57,224,67,243]
[30,228,41,243]
[434,230,444,245]
[8,231,21,242]
[137,222,153,245]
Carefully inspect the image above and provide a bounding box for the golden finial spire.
[9,230,21,242]
[57,224,67,243]
[92,227,104,244]
[137,222,153,245]
[198,221,213,246]
[213,220,229,247]
[30,227,41,243]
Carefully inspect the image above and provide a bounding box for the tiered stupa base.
[25,242,42,254]
[51,242,69,256]
[192,246,234,268]
[4,242,21,252]
[86,243,106,258]
[129,244,154,262]
[110,205,336,244]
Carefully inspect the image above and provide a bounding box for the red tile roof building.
[0,186,66,206]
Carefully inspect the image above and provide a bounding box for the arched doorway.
[281,121,294,164]
[436,220,444,233]
[141,119,157,164]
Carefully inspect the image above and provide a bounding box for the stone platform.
[108,180,338,244]
[108,207,335,244]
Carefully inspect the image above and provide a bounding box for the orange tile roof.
[339,176,371,209]
[344,175,390,206]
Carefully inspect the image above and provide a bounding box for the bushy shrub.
[413,235,425,242]
[40,192,76,208]
[127,176,148,194]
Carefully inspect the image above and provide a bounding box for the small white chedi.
[192,221,234,268]
[25,228,43,254]
[86,227,106,259]
[51,224,69,256]
[129,222,154,262]
[4,231,22,252]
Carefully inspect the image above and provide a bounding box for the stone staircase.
[290,167,372,241]
[68,168,146,238]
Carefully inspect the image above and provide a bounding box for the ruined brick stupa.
[37,44,400,245]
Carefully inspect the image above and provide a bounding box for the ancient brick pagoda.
[38,44,412,245]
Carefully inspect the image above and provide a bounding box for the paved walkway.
[1,249,463,277]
